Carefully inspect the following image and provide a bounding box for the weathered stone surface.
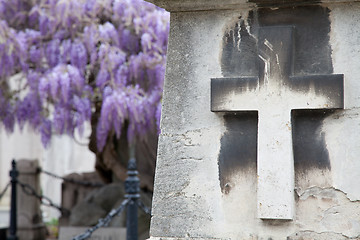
[58,226,126,240]
[17,159,47,240]
[151,9,231,238]
[146,0,360,12]
[68,183,125,226]
[150,238,227,240]
[149,1,360,239]
[146,0,248,12]
[287,231,353,240]
[59,171,104,226]
[327,3,360,201]
[69,202,107,226]
[211,21,344,219]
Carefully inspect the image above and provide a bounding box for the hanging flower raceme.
[0,21,29,79]
[0,0,169,150]
[37,64,92,138]
[0,88,15,132]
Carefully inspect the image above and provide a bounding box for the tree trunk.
[88,111,158,192]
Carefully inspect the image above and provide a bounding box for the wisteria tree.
[0,0,169,190]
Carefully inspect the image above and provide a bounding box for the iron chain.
[38,168,105,187]
[72,198,130,240]
[9,151,152,239]
[17,180,70,215]
[0,181,10,200]
[137,200,151,216]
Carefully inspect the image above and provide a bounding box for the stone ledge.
[146,0,360,12]
[146,0,249,12]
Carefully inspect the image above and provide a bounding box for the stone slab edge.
[146,0,360,12]
[59,227,126,240]
[149,238,229,240]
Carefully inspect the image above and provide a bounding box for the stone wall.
[148,1,360,239]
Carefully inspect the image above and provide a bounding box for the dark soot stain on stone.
[218,5,335,179]
[221,19,258,78]
[221,5,333,77]
[292,110,334,171]
[249,0,321,7]
[218,113,258,194]
[256,6,333,75]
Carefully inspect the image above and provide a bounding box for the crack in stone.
[180,157,204,161]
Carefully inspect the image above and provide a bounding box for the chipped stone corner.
[295,186,360,239]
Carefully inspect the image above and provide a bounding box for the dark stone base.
[18,225,47,240]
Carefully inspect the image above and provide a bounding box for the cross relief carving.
[211,26,344,219]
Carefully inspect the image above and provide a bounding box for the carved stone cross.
[211,26,344,219]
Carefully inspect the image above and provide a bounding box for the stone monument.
[147,0,360,239]
[17,160,46,240]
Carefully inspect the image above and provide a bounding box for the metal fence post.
[125,145,140,240]
[8,159,18,240]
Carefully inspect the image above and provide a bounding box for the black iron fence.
[0,182,10,202]
[8,160,17,240]
[39,168,105,188]
[1,147,151,240]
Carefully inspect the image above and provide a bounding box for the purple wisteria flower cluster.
[0,0,169,150]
